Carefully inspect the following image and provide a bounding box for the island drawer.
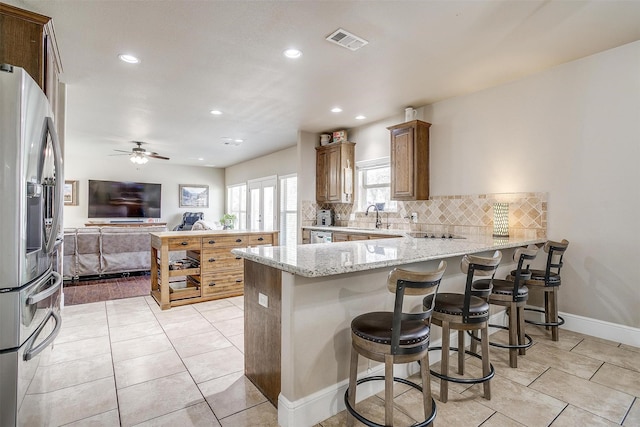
[167,236,201,251]
[199,249,244,271]
[201,235,249,248]
[249,234,273,246]
[198,272,244,296]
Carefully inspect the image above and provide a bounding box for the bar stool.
[425,251,501,403]
[472,245,538,368]
[345,261,447,427]
[507,239,569,341]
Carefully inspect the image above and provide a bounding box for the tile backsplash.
[301,192,546,239]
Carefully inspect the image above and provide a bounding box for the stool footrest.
[466,325,534,350]
[344,375,437,427]
[524,307,565,327]
[428,347,495,384]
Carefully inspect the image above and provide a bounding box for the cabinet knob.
[257,237,264,241]
[208,258,215,263]
[208,240,215,244]
[236,239,242,243]
[236,279,242,283]
[208,283,216,287]
[235,256,242,260]
[180,241,188,246]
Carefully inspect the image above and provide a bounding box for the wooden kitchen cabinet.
[150,230,278,309]
[388,120,431,201]
[0,3,64,146]
[316,142,355,203]
[0,4,62,107]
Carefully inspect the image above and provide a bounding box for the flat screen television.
[88,180,161,218]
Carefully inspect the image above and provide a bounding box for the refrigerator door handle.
[23,310,61,361]
[26,271,62,305]
[44,116,63,255]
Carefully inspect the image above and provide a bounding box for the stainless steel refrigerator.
[0,64,64,426]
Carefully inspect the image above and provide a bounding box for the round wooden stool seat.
[352,312,430,346]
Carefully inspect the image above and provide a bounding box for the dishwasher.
[310,230,333,243]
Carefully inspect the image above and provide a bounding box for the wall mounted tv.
[88,180,161,218]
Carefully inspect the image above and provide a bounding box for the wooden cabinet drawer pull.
[180,241,188,246]
[208,283,216,287]
[236,238,242,243]
[208,258,216,263]
[257,237,264,241]
[236,279,243,283]
[208,240,215,244]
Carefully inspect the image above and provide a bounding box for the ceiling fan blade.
[108,153,130,156]
[148,154,170,160]
[113,149,132,154]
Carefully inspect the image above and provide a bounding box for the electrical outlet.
[336,213,342,220]
[411,213,418,223]
[258,292,268,308]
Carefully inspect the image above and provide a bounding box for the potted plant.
[220,213,236,229]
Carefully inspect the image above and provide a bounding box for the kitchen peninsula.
[233,233,545,427]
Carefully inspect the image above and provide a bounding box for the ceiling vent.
[325,28,368,51]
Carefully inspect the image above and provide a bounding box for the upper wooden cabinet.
[0,3,64,150]
[388,120,431,201]
[316,142,355,203]
[0,4,62,101]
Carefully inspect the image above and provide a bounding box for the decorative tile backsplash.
[301,192,547,239]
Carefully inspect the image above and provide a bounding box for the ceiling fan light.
[130,153,148,164]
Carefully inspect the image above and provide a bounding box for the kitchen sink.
[407,232,466,239]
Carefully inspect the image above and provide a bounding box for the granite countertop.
[232,234,545,278]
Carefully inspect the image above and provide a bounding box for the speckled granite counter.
[232,233,544,278]
[235,233,545,427]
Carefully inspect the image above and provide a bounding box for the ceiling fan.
[112,141,170,164]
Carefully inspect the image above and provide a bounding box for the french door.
[247,176,277,231]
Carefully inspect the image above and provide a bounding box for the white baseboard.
[278,359,419,427]
[277,311,640,426]
[560,311,640,347]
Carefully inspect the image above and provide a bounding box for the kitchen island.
[149,230,278,309]
[232,233,545,427]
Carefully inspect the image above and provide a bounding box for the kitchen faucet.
[365,204,382,229]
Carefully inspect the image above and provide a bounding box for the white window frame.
[279,174,297,246]
[356,157,397,212]
[226,183,247,229]
[247,175,278,232]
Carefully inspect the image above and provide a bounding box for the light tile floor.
[22,295,640,426]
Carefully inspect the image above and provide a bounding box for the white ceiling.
[17,0,640,168]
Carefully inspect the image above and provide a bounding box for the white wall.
[63,153,225,230]
[225,146,297,186]
[340,41,639,327]
[297,131,317,201]
[425,41,640,327]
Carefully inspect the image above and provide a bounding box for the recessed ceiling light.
[234,139,244,143]
[210,110,222,115]
[355,115,366,120]
[198,158,204,161]
[331,107,343,113]
[118,54,140,64]
[283,48,302,59]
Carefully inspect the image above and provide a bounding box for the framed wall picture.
[179,184,209,208]
[64,180,78,206]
